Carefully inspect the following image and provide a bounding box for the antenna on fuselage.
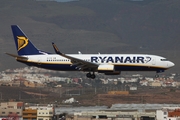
[78,51,82,54]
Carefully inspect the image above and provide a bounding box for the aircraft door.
[38,57,41,65]
[152,58,156,65]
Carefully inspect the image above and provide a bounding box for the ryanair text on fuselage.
[91,56,151,63]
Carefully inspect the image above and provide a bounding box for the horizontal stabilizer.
[5,53,28,60]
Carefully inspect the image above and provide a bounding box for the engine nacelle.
[97,64,120,75]
[104,71,121,75]
[98,64,114,73]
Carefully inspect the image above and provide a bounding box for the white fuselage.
[18,54,174,72]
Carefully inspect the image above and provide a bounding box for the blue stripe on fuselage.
[18,60,166,72]
[21,61,76,71]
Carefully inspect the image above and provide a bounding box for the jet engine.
[97,64,114,73]
[97,64,121,75]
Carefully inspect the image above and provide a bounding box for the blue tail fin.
[11,25,43,55]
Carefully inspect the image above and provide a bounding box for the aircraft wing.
[5,53,28,60]
[52,43,99,71]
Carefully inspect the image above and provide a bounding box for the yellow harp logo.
[17,36,28,51]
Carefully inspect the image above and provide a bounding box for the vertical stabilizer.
[11,25,42,55]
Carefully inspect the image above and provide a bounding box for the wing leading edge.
[52,43,99,71]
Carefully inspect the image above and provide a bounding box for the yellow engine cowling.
[98,64,114,73]
[97,64,120,75]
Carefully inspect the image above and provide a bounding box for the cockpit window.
[161,59,168,61]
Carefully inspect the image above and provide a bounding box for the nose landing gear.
[155,70,164,78]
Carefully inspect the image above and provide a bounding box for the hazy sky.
[50,0,79,2]
[36,0,78,2]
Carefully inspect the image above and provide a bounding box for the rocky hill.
[0,0,179,73]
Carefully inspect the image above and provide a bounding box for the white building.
[64,97,76,104]
[26,105,54,120]
[156,107,180,120]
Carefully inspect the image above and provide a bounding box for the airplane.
[6,25,175,79]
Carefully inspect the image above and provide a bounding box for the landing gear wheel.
[91,74,96,79]
[86,73,91,78]
[86,72,96,79]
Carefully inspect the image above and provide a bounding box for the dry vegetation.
[1,86,180,106]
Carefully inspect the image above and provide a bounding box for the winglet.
[52,42,63,55]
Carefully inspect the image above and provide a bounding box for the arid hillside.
[0,86,180,106]
[0,0,179,73]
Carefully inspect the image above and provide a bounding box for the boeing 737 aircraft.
[6,25,175,79]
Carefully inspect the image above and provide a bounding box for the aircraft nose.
[168,61,175,68]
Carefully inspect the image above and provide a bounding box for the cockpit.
[160,59,168,61]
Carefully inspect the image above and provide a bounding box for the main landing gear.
[86,72,96,79]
